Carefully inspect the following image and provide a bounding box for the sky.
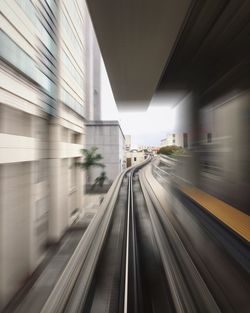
[100,59,175,148]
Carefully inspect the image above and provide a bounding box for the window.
[61,51,83,87]
[134,157,137,161]
[16,0,37,24]
[0,31,37,82]
[60,89,85,117]
[38,22,57,55]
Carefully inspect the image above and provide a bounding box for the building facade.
[125,135,131,151]
[85,11,101,121]
[0,0,89,307]
[85,121,126,189]
[161,132,189,148]
[126,149,147,167]
[84,19,126,190]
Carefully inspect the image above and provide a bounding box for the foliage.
[78,147,105,189]
[92,171,108,189]
[157,145,184,156]
[78,146,104,170]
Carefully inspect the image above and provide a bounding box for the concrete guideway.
[139,166,221,313]
[146,161,250,312]
[4,158,249,313]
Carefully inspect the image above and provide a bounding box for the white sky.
[100,59,175,147]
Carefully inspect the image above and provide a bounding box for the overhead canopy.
[86,0,191,111]
[156,0,250,107]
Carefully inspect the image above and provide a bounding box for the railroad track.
[38,159,151,313]
[20,158,248,313]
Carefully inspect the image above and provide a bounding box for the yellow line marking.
[180,185,250,243]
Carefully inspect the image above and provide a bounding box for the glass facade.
[0,31,38,81]
[1,0,86,118]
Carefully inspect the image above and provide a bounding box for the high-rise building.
[85,120,126,189]
[85,12,101,121]
[0,0,89,307]
[84,9,126,189]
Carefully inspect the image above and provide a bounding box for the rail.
[41,158,150,313]
[125,158,150,313]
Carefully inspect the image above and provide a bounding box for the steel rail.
[130,170,139,313]
[40,158,150,313]
[123,158,151,313]
[123,172,130,313]
[126,170,139,313]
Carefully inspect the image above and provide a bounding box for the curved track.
[35,159,249,313]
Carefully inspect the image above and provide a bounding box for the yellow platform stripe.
[180,185,250,243]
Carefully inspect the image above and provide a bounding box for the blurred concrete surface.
[2,193,105,313]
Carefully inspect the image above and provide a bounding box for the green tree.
[92,171,108,190]
[157,145,184,156]
[78,146,104,184]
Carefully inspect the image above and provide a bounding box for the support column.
[48,119,63,242]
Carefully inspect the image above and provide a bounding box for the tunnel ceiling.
[86,0,191,111]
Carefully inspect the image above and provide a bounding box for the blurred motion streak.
[0,0,250,312]
[0,0,89,307]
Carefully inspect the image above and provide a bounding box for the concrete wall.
[125,135,131,151]
[0,68,50,308]
[86,121,125,188]
[126,150,146,167]
[0,0,88,307]
[198,90,250,213]
[171,90,250,213]
[162,93,194,149]
[0,163,31,304]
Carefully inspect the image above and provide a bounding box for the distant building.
[126,149,147,167]
[161,133,189,148]
[125,135,131,151]
[86,121,126,189]
[136,145,157,151]
[160,138,168,147]
[150,147,160,155]
[86,13,101,121]
[85,26,126,189]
